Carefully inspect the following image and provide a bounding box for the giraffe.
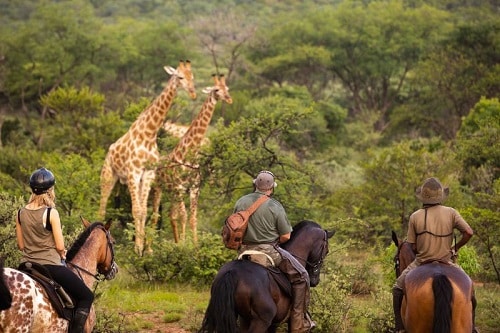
[99,60,196,255]
[152,74,232,243]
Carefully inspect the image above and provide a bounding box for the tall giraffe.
[99,60,196,255]
[152,74,232,243]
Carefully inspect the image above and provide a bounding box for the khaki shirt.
[407,205,471,263]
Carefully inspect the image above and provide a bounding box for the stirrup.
[305,312,316,331]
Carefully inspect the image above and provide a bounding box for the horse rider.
[392,177,478,333]
[16,167,94,333]
[235,170,315,333]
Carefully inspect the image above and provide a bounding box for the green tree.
[198,92,332,231]
[39,86,125,155]
[455,97,500,190]
[329,138,458,243]
[455,98,500,283]
[390,16,500,140]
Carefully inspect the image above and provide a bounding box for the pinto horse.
[199,220,335,333]
[392,231,474,333]
[0,218,118,333]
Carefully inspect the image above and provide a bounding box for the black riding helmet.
[29,168,55,194]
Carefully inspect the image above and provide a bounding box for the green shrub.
[0,194,24,267]
[121,232,235,285]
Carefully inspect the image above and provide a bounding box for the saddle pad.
[18,262,71,320]
[267,266,292,298]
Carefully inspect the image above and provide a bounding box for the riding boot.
[290,283,314,333]
[70,308,89,333]
[392,287,405,333]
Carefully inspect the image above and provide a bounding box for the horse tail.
[0,258,12,310]
[199,270,238,333]
[432,273,453,333]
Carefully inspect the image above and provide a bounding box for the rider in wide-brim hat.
[415,177,449,205]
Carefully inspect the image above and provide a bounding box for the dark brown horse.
[199,220,335,333]
[392,231,474,333]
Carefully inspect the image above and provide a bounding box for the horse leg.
[244,314,275,333]
[449,281,473,333]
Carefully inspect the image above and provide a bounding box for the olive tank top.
[19,207,61,265]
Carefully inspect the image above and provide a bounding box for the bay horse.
[391,231,474,333]
[0,218,118,333]
[199,220,335,333]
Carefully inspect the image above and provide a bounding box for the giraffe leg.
[99,156,118,220]
[151,185,162,229]
[128,174,145,255]
[179,201,188,242]
[169,200,181,243]
[171,188,188,242]
[189,184,199,243]
[139,170,155,253]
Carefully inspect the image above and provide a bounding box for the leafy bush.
[121,232,235,285]
[0,193,24,267]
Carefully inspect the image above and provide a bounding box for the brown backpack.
[222,194,270,250]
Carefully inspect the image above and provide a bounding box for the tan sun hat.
[415,177,449,204]
[253,170,277,191]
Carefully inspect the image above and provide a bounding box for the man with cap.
[234,170,315,332]
[392,177,477,333]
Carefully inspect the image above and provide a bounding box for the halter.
[68,225,117,283]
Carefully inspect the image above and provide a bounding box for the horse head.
[391,230,415,278]
[284,220,335,287]
[67,218,118,281]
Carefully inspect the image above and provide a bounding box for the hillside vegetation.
[0,0,498,332]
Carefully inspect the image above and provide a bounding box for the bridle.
[68,225,118,283]
[394,242,403,278]
[294,230,329,276]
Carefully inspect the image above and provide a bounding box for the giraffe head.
[201,74,233,104]
[164,60,197,99]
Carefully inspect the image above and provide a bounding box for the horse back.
[1,267,68,332]
[403,262,473,333]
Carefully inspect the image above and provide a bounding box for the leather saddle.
[238,251,292,298]
[18,262,73,320]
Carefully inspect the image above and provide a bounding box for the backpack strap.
[17,208,52,232]
[245,194,270,216]
[45,208,52,231]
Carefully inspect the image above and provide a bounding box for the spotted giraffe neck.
[169,94,217,161]
[129,75,180,139]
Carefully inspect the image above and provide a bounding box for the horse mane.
[66,222,104,261]
[292,220,321,237]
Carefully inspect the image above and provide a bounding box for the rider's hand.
[450,248,458,262]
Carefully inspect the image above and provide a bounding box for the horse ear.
[326,230,335,239]
[104,218,113,231]
[391,230,399,247]
[80,216,91,228]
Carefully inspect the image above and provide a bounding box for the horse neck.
[283,235,310,267]
[68,233,101,288]
[399,242,416,272]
